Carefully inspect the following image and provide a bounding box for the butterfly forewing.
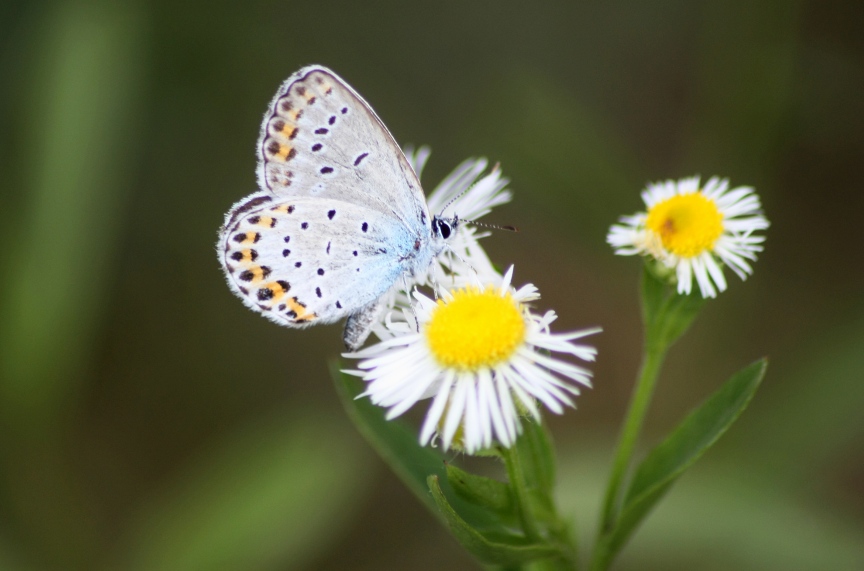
[256,66,429,233]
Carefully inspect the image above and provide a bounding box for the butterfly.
[217,65,459,351]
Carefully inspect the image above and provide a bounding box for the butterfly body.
[218,65,454,349]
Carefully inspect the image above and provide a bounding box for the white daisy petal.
[419,370,456,445]
[462,380,481,451]
[677,258,694,296]
[703,251,727,293]
[442,378,469,449]
[691,254,717,298]
[495,372,520,444]
[481,371,509,446]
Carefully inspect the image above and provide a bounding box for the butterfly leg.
[401,274,420,333]
[343,300,383,352]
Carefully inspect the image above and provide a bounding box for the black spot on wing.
[354,152,369,166]
[257,288,274,301]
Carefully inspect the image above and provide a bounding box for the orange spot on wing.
[287,297,316,322]
[263,281,287,301]
[277,144,293,160]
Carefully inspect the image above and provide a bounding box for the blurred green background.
[1,0,862,569]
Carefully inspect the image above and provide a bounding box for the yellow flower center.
[645,192,723,257]
[425,286,526,370]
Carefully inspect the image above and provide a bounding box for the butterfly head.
[431,215,460,241]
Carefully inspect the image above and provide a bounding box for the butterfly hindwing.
[220,197,415,327]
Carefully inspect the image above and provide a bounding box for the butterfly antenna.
[461,219,519,232]
[439,186,472,216]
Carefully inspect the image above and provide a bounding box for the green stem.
[589,341,667,571]
[590,270,705,570]
[597,339,668,536]
[501,444,543,543]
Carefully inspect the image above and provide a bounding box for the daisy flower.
[345,267,599,454]
[607,176,769,298]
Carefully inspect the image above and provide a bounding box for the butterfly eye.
[433,218,452,240]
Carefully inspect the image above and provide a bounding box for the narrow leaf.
[428,476,560,565]
[513,417,561,526]
[604,359,767,560]
[515,416,557,494]
[446,463,515,515]
[333,366,500,531]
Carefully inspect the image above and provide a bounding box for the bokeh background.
[1,1,863,569]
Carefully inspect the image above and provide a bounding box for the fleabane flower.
[345,267,599,454]
[607,176,769,298]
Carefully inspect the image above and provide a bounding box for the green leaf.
[599,359,767,564]
[446,463,515,515]
[332,366,500,531]
[428,476,560,566]
[515,416,557,495]
[513,417,560,526]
